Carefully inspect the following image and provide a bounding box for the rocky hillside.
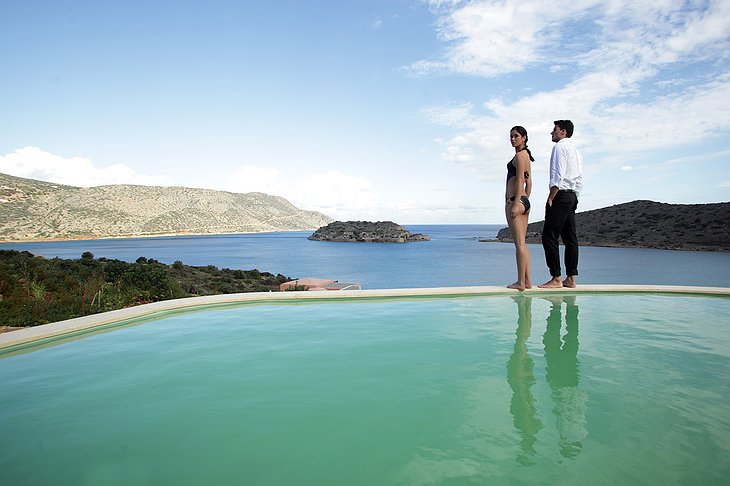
[309,221,430,243]
[496,200,730,251]
[0,172,333,241]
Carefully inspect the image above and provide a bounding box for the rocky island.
[309,221,430,243]
[495,200,730,252]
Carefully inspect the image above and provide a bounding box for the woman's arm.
[513,151,529,197]
[510,151,529,217]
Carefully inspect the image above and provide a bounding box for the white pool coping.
[1,284,728,351]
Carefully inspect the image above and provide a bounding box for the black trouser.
[542,190,579,277]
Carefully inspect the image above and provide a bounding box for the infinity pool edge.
[2,284,729,352]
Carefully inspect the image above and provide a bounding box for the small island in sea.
[309,221,430,243]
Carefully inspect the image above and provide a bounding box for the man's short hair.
[554,120,574,138]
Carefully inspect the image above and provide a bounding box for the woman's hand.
[510,203,521,219]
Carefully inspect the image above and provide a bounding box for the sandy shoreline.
[0,230,313,244]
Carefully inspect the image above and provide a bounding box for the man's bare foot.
[507,282,526,291]
[538,277,563,288]
[563,276,576,288]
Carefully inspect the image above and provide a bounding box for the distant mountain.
[496,200,730,251]
[0,172,334,241]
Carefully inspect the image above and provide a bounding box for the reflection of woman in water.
[542,295,587,459]
[506,296,543,463]
[505,126,533,290]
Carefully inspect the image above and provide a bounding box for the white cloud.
[421,102,474,126]
[403,59,449,78]
[223,165,383,219]
[417,0,730,79]
[291,170,377,218]
[664,0,730,57]
[0,147,382,219]
[435,1,552,77]
[0,147,168,187]
[659,149,730,168]
[412,0,603,77]
[592,74,730,153]
[224,166,284,195]
[621,166,634,171]
[418,0,730,173]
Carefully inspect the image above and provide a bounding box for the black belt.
[559,189,576,193]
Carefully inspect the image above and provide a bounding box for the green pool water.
[1,294,729,485]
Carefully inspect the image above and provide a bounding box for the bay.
[1,225,729,289]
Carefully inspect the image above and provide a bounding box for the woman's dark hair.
[511,126,535,161]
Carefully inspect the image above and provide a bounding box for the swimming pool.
[1,289,729,484]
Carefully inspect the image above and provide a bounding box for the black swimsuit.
[506,156,531,212]
[506,159,530,184]
[508,195,531,213]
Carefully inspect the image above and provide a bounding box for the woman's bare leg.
[522,212,532,289]
[507,204,531,290]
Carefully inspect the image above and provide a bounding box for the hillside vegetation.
[0,250,291,327]
[496,200,730,251]
[0,172,333,241]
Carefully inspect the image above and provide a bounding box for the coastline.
[4,227,728,252]
[0,229,320,244]
[485,238,729,253]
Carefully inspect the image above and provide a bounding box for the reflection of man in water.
[542,295,588,458]
[506,296,543,464]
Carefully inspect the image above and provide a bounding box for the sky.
[1,0,729,224]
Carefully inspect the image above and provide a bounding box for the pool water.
[1,294,729,485]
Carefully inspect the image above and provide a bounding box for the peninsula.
[495,200,730,252]
[309,221,430,243]
[0,172,333,241]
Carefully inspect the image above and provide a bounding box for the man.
[539,120,583,288]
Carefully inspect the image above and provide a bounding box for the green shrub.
[0,250,291,327]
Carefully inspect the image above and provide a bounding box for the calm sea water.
[1,225,729,288]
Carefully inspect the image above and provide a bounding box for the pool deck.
[1,284,729,352]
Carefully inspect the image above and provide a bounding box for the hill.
[0,172,333,241]
[0,249,292,327]
[309,221,430,243]
[495,200,730,251]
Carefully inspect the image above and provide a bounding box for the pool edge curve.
[2,284,729,352]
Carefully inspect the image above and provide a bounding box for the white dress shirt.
[549,138,583,193]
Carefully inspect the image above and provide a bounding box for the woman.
[505,126,533,290]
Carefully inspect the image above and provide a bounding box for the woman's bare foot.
[507,281,526,291]
[563,276,577,288]
[538,277,563,288]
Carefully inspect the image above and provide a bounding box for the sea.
[1,225,729,289]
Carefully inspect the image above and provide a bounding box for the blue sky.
[1,0,729,224]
